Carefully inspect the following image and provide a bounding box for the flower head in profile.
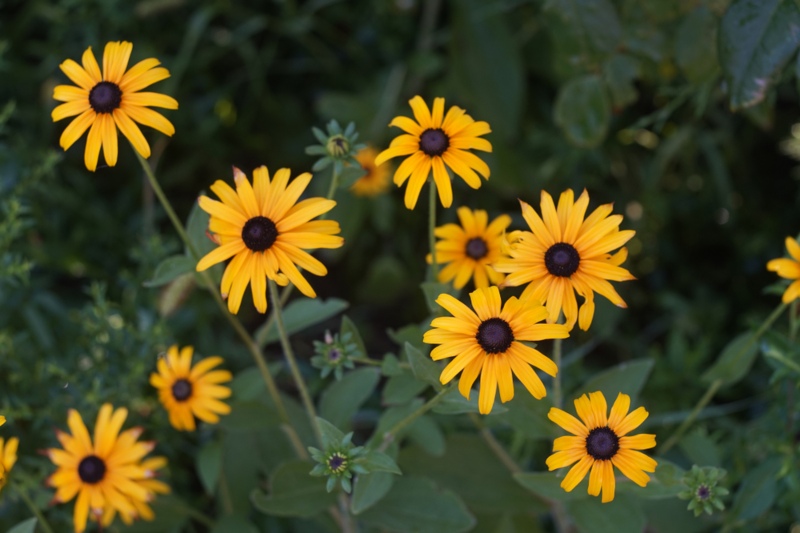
[150,345,232,431]
[494,189,635,331]
[428,207,511,290]
[52,41,178,171]
[375,96,492,209]
[423,286,569,414]
[766,235,800,303]
[46,404,159,532]
[546,391,657,503]
[196,166,344,314]
[351,146,390,197]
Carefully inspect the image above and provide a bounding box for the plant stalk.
[13,484,56,533]
[379,386,450,450]
[553,337,563,409]
[428,181,438,281]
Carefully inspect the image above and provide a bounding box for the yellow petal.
[113,109,150,158]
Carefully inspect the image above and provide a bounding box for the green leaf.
[405,342,442,390]
[6,518,37,533]
[406,415,446,457]
[701,332,760,386]
[402,434,546,514]
[340,315,367,358]
[616,460,686,500]
[351,471,396,515]
[451,0,524,139]
[675,7,720,84]
[369,399,424,447]
[602,54,640,109]
[554,75,611,148]
[217,401,280,431]
[251,460,338,518]
[143,255,195,288]
[565,493,645,533]
[493,385,555,438]
[544,0,621,61]
[255,297,349,346]
[186,198,216,258]
[196,440,222,495]
[359,450,402,475]
[420,281,459,315]
[359,476,475,533]
[319,367,380,430]
[731,457,781,520]
[720,0,800,110]
[573,358,654,402]
[381,353,404,377]
[387,323,427,351]
[432,386,508,415]
[338,165,367,188]
[513,472,587,502]
[678,428,722,467]
[316,416,346,449]
[211,515,259,533]
[383,372,429,405]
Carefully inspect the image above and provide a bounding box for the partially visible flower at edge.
[351,146,390,197]
[195,166,344,314]
[375,96,492,210]
[51,41,178,171]
[766,235,800,303]
[150,345,232,431]
[0,435,19,494]
[546,391,657,503]
[427,206,511,290]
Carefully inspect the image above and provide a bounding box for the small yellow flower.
[0,415,16,494]
[351,146,390,197]
[766,236,800,303]
[427,207,511,289]
[196,166,344,314]
[423,286,569,414]
[375,96,492,209]
[51,41,178,171]
[494,189,635,331]
[150,345,233,431]
[546,391,657,503]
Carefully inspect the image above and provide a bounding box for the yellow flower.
[95,456,170,527]
[351,146,390,197]
[196,166,344,314]
[51,41,178,172]
[375,96,492,209]
[150,345,233,431]
[46,404,158,533]
[0,433,18,494]
[427,207,511,290]
[423,286,569,414]
[546,391,657,503]
[766,236,800,303]
[493,189,635,331]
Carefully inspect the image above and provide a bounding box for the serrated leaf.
[573,358,654,402]
[196,441,221,495]
[554,75,611,148]
[319,368,380,430]
[351,471,396,515]
[405,342,442,390]
[359,450,402,475]
[255,298,349,346]
[701,332,760,386]
[143,255,195,288]
[6,518,37,533]
[359,476,475,533]
[720,0,800,110]
[251,460,337,517]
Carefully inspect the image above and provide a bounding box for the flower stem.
[325,163,341,204]
[13,484,55,533]
[135,152,306,458]
[553,337,563,409]
[660,301,788,453]
[428,181,438,281]
[468,413,521,474]
[379,386,450,450]
[268,279,323,446]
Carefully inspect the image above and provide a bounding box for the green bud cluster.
[678,465,729,517]
[311,330,360,380]
[305,120,365,173]
[309,431,368,493]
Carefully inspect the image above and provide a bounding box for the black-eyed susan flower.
[427,207,511,290]
[546,391,657,503]
[493,189,635,331]
[351,146,390,197]
[46,404,158,532]
[375,96,492,210]
[96,456,170,527]
[423,286,570,414]
[196,166,344,314]
[0,435,17,493]
[52,41,178,172]
[766,236,800,303]
[150,345,232,431]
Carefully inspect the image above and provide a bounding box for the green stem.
[13,484,55,533]
[660,302,788,453]
[269,279,323,446]
[325,163,341,205]
[176,500,215,528]
[428,181,438,281]
[379,386,450,450]
[468,413,521,474]
[553,337,563,409]
[135,152,306,458]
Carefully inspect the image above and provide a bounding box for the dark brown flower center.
[171,378,193,401]
[466,237,488,260]
[476,317,514,354]
[242,216,278,252]
[419,128,449,157]
[544,243,580,277]
[585,427,619,460]
[77,455,107,484]
[88,81,122,114]
[328,453,347,473]
[696,485,710,500]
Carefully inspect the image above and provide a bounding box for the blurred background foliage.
[1,0,800,531]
